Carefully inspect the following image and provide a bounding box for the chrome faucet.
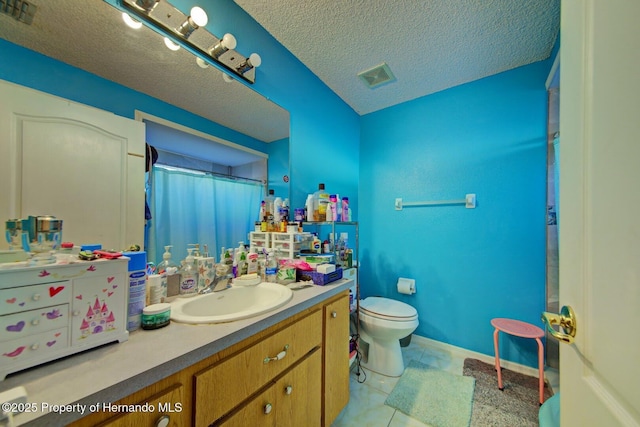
[199,273,233,294]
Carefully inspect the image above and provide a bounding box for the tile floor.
[332,335,559,427]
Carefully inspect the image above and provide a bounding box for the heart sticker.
[49,286,64,297]
[5,298,16,304]
[107,277,115,283]
[6,321,25,332]
[46,341,56,347]
[75,295,83,300]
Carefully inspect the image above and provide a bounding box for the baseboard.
[410,334,550,380]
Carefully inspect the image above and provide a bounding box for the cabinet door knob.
[284,385,293,395]
[156,415,170,427]
[31,319,40,326]
[72,310,80,316]
[264,403,273,414]
[331,311,337,318]
[31,343,39,350]
[32,294,40,301]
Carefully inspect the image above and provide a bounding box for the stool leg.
[536,337,544,405]
[493,328,504,390]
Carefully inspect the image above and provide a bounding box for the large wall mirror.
[0,0,290,262]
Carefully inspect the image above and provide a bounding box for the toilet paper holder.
[397,278,416,295]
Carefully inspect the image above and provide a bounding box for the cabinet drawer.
[0,303,68,342]
[0,281,71,315]
[0,327,68,365]
[194,310,322,426]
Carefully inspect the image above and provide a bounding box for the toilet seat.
[360,297,418,321]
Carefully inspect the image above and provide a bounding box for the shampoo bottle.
[313,183,329,221]
[341,197,350,222]
[273,197,283,224]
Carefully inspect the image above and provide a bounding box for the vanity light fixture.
[109,0,262,83]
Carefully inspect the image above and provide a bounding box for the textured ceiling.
[235,0,560,115]
[0,0,289,144]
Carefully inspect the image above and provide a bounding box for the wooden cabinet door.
[276,349,321,427]
[323,294,350,426]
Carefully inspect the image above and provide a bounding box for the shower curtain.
[147,165,262,265]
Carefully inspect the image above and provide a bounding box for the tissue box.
[297,267,343,286]
[316,264,336,274]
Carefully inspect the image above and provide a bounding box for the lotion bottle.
[305,194,314,222]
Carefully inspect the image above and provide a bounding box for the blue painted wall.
[359,62,550,367]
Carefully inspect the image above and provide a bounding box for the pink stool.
[491,318,545,405]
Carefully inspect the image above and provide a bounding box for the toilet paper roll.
[397,278,416,295]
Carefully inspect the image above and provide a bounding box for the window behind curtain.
[147,165,262,265]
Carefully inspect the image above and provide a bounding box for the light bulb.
[164,37,180,51]
[222,33,237,50]
[209,33,237,59]
[122,13,142,29]
[236,53,262,74]
[196,57,209,69]
[222,73,234,83]
[190,7,208,27]
[249,53,262,68]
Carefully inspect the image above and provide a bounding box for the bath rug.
[463,358,554,427]
[384,360,475,427]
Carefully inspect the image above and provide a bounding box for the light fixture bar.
[114,0,258,84]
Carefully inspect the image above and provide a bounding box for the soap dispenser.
[179,249,198,297]
[157,246,178,274]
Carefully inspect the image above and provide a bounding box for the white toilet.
[358,296,419,377]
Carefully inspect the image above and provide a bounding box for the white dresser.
[0,258,129,380]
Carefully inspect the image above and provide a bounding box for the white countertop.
[0,279,353,426]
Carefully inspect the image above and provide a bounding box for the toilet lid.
[360,297,418,320]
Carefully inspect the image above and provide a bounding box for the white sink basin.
[170,282,293,324]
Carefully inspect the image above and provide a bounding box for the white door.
[0,81,145,251]
[558,1,640,425]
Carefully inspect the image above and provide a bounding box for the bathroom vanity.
[0,279,352,426]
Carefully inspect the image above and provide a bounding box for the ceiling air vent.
[0,0,37,25]
[357,62,396,89]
